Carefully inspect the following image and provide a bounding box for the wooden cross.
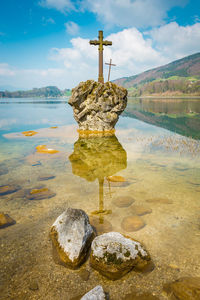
[105,59,116,82]
[89,30,112,83]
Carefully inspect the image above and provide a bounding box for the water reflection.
[124,98,200,139]
[69,135,127,223]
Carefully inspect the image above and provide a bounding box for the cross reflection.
[69,134,127,227]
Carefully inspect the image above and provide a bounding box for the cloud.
[42,17,55,25]
[65,21,79,35]
[1,22,200,89]
[39,0,76,13]
[0,63,15,76]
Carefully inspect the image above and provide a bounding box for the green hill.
[0,86,71,98]
[113,52,200,96]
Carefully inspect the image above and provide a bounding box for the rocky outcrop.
[90,232,150,280]
[50,208,95,269]
[81,285,106,300]
[68,80,127,132]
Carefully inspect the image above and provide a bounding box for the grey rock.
[81,285,106,300]
[50,208,95,268]
[90,232,151,280]
[68,80,127,131]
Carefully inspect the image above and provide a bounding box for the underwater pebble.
[22,130,38,137]
[146,198,173,204]
[81,285,106,300]
[121,216,145,232]
[29,280,39,291]
[79,269,90,281]
[89,216,112,234]
[38,175,56,181]
[131,205,152,216]
[107,175,125,182]
[36,145,59,154]
[163,277,200,300]
[0,164,9,176]
[112,196,135,208]
[0,213,16,229]
[25,187,56,200]
[0,184,21,196]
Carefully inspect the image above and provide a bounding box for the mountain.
[0,86,71,98]
[113,52,200,96]
[0,85,26,92]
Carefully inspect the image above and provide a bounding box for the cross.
[89,30,112,83]
[105,59,116,82]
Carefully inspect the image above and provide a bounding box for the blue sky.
[0,0,200,90]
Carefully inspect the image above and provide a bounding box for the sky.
[0,0,200,90]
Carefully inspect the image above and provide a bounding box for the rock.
[50,208,95,269]
[0,184,20,196]
[107,175,125,182]
[36,145,59,154]
[25,187,56,200]
[38,175,55,181]
[163,277,200,300]
[79,269,90,281]
[112,196,135,208]
[68,80,127,131]
[146,198,173,204]
[29,280,39,291]
[22,130,38,136]
[131,205,152,216]
[0,213,16,229]
[90,216,112,234]
[81,285,106,300]
[50,126,58,129]
[121,216,145,232]
[90,232,150,280]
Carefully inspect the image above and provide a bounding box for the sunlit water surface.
[0,98,200,299]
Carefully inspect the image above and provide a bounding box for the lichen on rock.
[68,80,127,132]
[50,208,95,269]
[90,232,151,280]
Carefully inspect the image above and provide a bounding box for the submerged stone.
[90,216,112,235]
[25,187,56,200]
[107,175,125,182]
[146,198,173,204]
[36,145,59,154]
[121,216,145,232]
[79,268,90,281]
[131,205,152,216]
[0,212,16,229]
[112,196,135,208]
[163,277,200,300]
[0,184,20,196]
[68,80,127,132]
[50,208,95,269]
[90,232,150,280]
[0,164,9,176]
[38,175,56,181]
[81,285,106,300]
[22,130,38,136]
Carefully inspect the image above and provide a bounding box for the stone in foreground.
[90,232,150,280]
[81,285,106,300]
[0,212,16,229]
[163,277,200,300]
[50,208,95,269]
[68,80,127,131]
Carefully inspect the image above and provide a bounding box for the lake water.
[0,98,200,299]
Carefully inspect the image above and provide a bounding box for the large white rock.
[50,208,95,268]
[90,232,151,279]
[81,285,106,300]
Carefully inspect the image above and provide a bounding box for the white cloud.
[39,0,75,13]
[42,17,55,25]
[1,22,200,89]
[149,22,200,59]
[0,63,15,76]
[65,21,79,35]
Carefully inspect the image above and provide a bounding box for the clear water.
[0,98,200,299]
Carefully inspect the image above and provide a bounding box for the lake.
[0,98,200,299]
